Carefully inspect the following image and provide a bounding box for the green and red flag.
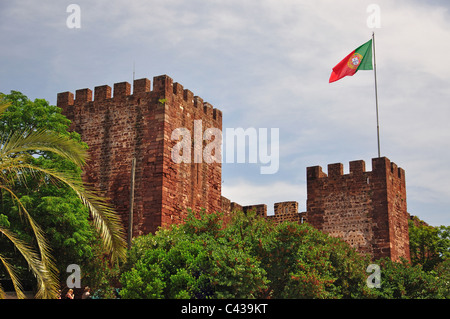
[329,39,373,83]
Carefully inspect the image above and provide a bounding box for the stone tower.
[57,75,222,237]
[306,157,410,261]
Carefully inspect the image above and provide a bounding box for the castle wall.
[306,157,410,261]
[57,75,410,262]
[58,75,222,236]
[222,199,305,225]
[159,76,222,228]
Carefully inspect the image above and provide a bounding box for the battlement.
[57,74,222,122]
[306,156,409,261]
[237,201,304,224]
[307,157,405,184]
[243,204,268,217]
[56,73,411,262]
[58,75,223,236]
[274,201,299,215]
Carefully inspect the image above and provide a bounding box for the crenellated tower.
[58,75,222,237]
[306,157,410,261]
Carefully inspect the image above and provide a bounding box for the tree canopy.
[0,91,126,298]
[121,210,450,299]
[120,210,375,299]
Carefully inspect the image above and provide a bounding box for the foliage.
[0,92,127,298]
[120,210,374,299]
[370,257,446,299]
[434,258,450,299]
[400,216,450,299]
[121,211,268,299]
[252,220,371,298]
[0,91,71,135]
[121,210,450,299]
[408,216,450,270]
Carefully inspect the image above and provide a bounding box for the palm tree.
[0,100,127,299]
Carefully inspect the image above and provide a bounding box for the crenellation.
[213,108,222,121]
[173,82,184,96]
[372,156,389,175]
[133,78,151,94]
[203,102,213,116]
[390,162,398,176]
[328,163,344,177]
[153,74,173,93]
[274,201,298,215]
[57,91,74,108]
[221,196,243,214]
[349,160,366,174]
[243,204,267,218]
[113,82,131,99]
[183,89,194,105]
[194,96,203,108]
[75,88,92,104]
[94,85,112,101]
[398,167,405,183]
[306,165,326,181]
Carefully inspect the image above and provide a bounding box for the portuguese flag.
[329,39,373,83]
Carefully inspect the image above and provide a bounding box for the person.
[82,287,91,299]
[65,289,74,299]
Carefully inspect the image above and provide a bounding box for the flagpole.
[372,32,381,158]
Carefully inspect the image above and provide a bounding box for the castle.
[57,75,410,262]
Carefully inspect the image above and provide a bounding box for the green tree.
[120,211,268,299]
[0,93,127,298]
[0,92,123,296]
[409,216,450,271]
[0,91,73,137]
[434,258,450,298]
[120,210,374,299]
[370,257,444,299]
[231,211,372,298]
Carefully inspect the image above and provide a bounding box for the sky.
[1,0,449,226]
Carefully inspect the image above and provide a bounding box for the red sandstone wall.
[155,75,222,228]
[384,159,410,261]
[58,75,222,237]
[306,157,410,261]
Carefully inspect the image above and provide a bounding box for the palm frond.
[0,253,25,299]
[0,225,58,299]
[0,153,35,188]
[0,129,87,168]
[0,116,126,298]
[0,185,59,298]
[0,99,11,116]
[10,163,127,262]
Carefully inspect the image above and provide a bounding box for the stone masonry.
[58,75,222,236]
[58,75,410,261]
[306,157,410,261]
[226,157,410,261]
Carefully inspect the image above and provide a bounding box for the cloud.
[1,0,449,225]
